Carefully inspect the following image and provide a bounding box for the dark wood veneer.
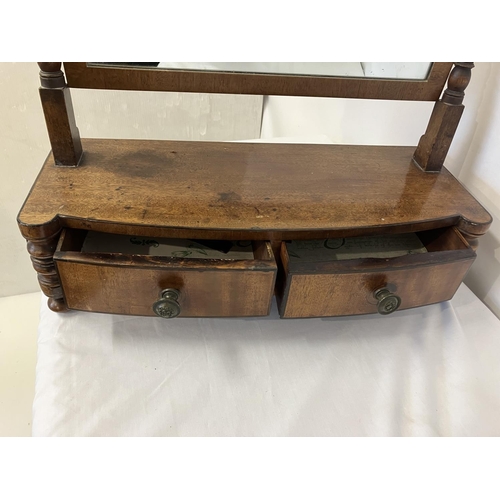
[63,62,452,101]
[54,229,277,317]
[17,62,492,316]
[17,139,491,243]
[276,227,476,318]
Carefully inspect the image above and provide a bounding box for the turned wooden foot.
[47,297,68,312]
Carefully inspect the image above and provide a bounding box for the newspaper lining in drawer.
[286,233,427,263]
[81,232,254,260]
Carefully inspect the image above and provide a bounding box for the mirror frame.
[63,62,452,101]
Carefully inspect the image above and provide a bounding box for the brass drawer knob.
[153,288,181,318]
[373,288,401,315]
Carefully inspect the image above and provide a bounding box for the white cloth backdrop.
[33,284,500,436]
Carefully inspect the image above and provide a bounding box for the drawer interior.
[282,226,472,273]
[57,229,273,262]
[54,229,277,317]
[285,232,427,263]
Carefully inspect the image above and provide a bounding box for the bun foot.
[48,297,68,312]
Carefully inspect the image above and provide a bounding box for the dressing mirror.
[18,61,492,318]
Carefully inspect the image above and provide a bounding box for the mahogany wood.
[413,63,474,172]
[54,230,276,317]
[277,227,475,318]
[417,225,471,252]
[278,260,473,318]
[37,63,82,166]
[25,225,67,312]
[63,62,452,101]
[18,62,493,317]
[456,229,480,251]
[17,139,492,243]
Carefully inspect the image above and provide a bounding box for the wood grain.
[54,236,277,317]
[18,139,492,241]
[38,63,83,166]
[26,228,67,312]
[279,260,473,318]
[277,227,475,318]
[63,62,453,101]
[413,101,464,172]
[413,63,474,171]
[21,61,492,318]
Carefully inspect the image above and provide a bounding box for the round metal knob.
[373,288,401,315]
[152,288,181,318]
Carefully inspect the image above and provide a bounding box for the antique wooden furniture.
[18,62,491,318]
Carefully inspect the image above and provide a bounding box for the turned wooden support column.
[26,228,68,312]
[413,63,474,172]
[38,62,83,167]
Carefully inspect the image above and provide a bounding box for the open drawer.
[54,229,277,317]
[276,227,476,318]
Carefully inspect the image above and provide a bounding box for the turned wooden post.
[38,62,83,166]
[26,227,68,312]
[413,63,474,172]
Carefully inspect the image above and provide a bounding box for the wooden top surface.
[18,139,491,240]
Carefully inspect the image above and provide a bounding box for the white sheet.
[32,284,500,436]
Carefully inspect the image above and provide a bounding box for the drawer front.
[57,261,276,317]
[277,227,475,318]
[279,260,473,318]
[54,230,277,317]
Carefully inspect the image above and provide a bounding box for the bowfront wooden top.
[18,139,491,240]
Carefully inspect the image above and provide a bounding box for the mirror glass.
[88,62,433,80]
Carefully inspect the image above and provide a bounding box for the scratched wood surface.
[55,234,277,317]
[277,227,475,318]
[278,260,474,318]
[18,138,492,240]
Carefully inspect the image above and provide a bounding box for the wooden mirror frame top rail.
[64,62,449,99]
[19,62,492,316]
